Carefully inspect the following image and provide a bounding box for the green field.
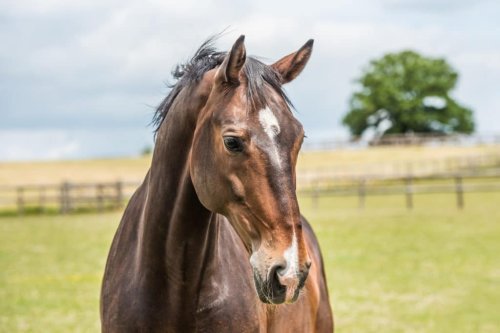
[1,193,499,332]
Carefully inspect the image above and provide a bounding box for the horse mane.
[152,36,293,134]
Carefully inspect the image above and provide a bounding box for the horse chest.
[194,260,264,332]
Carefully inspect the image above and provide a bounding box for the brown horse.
[101,35,333,332]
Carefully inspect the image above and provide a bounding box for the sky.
[1,0,499,160]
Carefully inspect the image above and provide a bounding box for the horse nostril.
[305,260,312,269]
[270,263,286,280]
[268,264,287,296]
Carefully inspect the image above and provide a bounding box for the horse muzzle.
[252,264,309,304]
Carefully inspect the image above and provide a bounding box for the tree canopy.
[342,50,475,137]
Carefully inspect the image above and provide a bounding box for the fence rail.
[1,171,500,214]
[299,172,500,210]
[0,181,140,215]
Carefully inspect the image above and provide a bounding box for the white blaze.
[258,107,282,168]
[281,231,299,277]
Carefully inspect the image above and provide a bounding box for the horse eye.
[223,136,244,152]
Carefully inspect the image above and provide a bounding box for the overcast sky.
[1,0,499,160]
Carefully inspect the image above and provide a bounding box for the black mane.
[152,37,292,133]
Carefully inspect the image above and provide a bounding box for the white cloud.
[0,130,79,160]
[1,0,499,160]
[0,128,152,161]
[381,0,490,12]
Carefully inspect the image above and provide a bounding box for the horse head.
[189,36,314,304]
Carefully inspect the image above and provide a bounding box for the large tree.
[342,50,475,136]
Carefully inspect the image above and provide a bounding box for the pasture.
[1,192,499,332]
[1,145,499,331]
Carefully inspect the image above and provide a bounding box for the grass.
[301,193,500,332]
[0,214,116,332]
[1,192,499,332]
[1,145,499,331]
[0,213,119,332]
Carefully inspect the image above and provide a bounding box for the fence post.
[455,176,464,209]
[60,182,70,214]
[96,184,104,212]
[39,186,46,214]
[358,178,366,209]
[17,186,25,215]
[115,181,123,208]
[405,176,413,210]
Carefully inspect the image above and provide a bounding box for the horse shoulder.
[194,215,265,332]
[301,215,335,332]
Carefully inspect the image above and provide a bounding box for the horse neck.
[135,88,217,292]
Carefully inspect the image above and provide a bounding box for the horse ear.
[216,35,246,84]
[272,39,314,84]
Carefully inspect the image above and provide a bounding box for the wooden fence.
[0,181,140,215]
[1,171,500,215]
[299,171,500,210]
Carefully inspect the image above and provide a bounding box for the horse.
[101,35,334,332]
